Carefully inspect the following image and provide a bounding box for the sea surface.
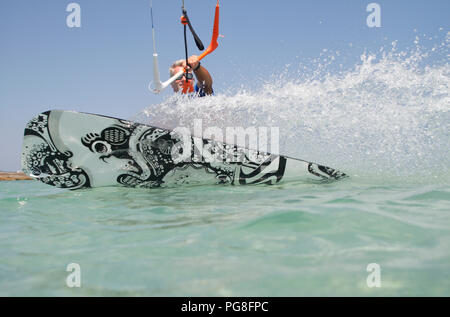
[1,177,449,296]
[1,34,449,296]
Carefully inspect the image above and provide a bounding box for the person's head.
[169,60,194,93]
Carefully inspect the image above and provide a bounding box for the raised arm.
[186,55,213,95]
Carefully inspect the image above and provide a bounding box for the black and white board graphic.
[21,110,347,189]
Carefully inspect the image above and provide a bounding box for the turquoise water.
[1,177,449,296]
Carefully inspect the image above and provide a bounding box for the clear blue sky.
[0,0,448,171]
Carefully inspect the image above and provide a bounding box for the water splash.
[134,34,449,181]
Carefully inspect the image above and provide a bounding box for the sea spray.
[133,35,449,181]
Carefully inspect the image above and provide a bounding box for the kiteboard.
[21,110,347,190]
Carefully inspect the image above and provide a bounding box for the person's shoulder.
[194,83,213,97]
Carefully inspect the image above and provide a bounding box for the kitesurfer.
[169,55,213,96]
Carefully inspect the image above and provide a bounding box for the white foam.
[134,35,449,180]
